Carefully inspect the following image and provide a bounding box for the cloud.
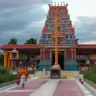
[74,16,96,44]
[0,6,46,31]
[28,20,45,28]
[81,41,96,44]
[0,0,49,44]
[0,1,96,45]
[0,0,51,10]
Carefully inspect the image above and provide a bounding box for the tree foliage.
[0,54,3,66]
[24,38,37,44]
[84,65,96,84]
[8,38,17,44]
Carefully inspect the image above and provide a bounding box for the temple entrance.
[52,51,64,70]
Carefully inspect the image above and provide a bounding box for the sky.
[0,0,96,44]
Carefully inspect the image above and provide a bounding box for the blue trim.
[38,59,52,71]
[65,65,79,71]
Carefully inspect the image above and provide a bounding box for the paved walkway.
[0,77,94,96]
[83,81,96,96]
[53,80,84,96]
[29,79,59,96]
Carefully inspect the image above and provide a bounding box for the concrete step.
[34,71,80,79]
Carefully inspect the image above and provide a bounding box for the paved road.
[0,77,94,96]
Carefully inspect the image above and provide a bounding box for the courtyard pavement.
[0,76,95,96]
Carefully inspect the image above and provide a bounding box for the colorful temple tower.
[39,2,78,71]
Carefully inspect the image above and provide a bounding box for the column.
[43,49,45,59]
[67,49,72,59]
[4,50,8,68]
[11,60,13,68]
[62,38,64,44]
[64,49,67,59]
[9,51,13,68]
[73,49,76,59]
[40,49,43,59]
[71,49,74,59]
[50,49,52,62]
[7,52,11,68]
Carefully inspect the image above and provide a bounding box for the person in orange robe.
[18,66,28,88]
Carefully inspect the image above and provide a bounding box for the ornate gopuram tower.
[39,2,78,71]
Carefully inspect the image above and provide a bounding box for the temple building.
[39,3,77,71]
[0,3,96,72]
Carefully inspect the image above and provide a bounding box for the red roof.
[0,44,41,50]
[78,44,96,49]
[0,44,96,50]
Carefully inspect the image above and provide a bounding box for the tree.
[24,38,37,44]
[0,53,4,66]
[8,38,17,44]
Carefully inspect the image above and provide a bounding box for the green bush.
[0,67,17,83]
[84,65,96,84]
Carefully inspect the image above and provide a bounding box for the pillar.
[64,49,67,59]
[4,50,8,68]
[43,49,45,59]
[11,60,13,68]
[67,49,72,59]
[74,49,76,59]
[71,49,74,59]
[40,49,43,59]
[50,49,52,62]
[7,52,11,68]
[62,38,64,44]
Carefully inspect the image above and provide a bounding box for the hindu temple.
[0,2,96,73]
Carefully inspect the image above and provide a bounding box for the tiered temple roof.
[40,2,76,46]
